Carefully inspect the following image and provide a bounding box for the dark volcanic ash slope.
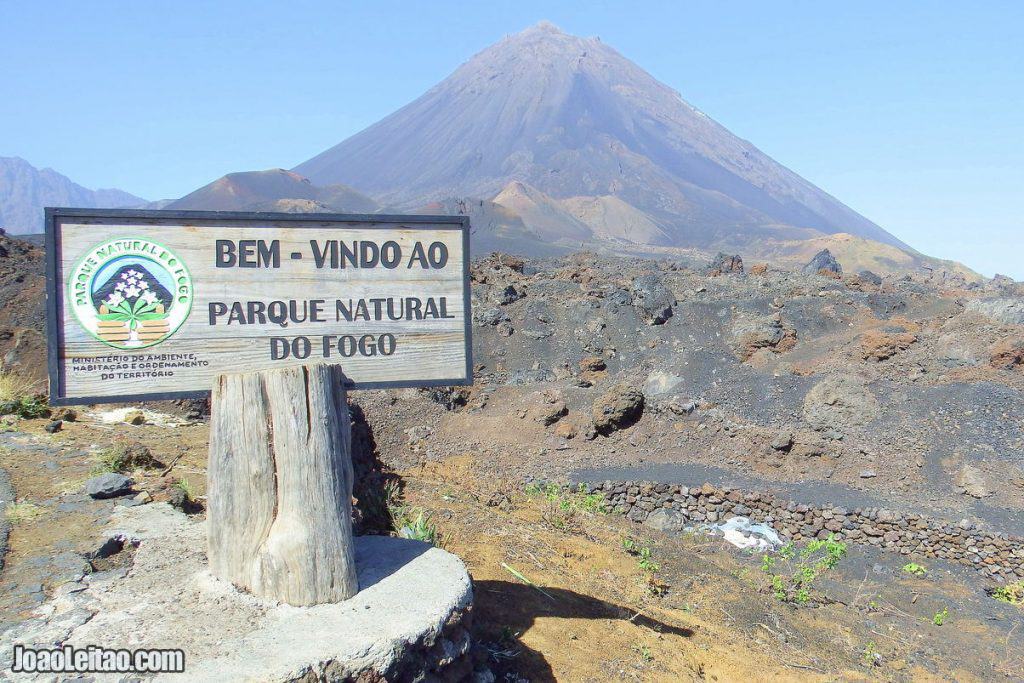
[295,22,903,251]
[0,233,46,381]
[422,252,1024,540]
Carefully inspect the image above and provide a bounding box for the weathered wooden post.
[206,362,358,606]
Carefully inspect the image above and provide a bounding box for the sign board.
[46,209,472,405]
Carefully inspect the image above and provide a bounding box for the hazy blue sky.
[2,1,1021,277]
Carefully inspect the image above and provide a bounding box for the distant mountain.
[293,22,907,252]
[0,157,145,234]
[166,168,379,213]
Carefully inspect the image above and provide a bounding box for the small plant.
[637,547,659,573]
[526,481,606,514]
[622,537,659,573]
[541,502,578,531]
[501,562,555,602]
[902,562,927,576]
[761,534,847,605]
[862,641,880,667]
[90,443,159,475]
[174,478,194,497]
[360,476,403,533]
[168,477,200,513]
[572,484,607,513]
[396,508,444,547]
[523,481,547,497]
[932,607,948,626]
[92,447,132,475]
[643,575,669,597]
[623,537,663,587]
[805,535,848,569]
[771,575,786,601]
[4,500,45,523]
[632,643,653,663]
[0,372,48,419]
[991,581,1024,606]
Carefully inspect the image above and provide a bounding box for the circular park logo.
[68,237,193,349]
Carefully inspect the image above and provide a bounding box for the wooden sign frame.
[45,208,473,405]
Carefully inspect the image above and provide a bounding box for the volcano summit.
[294,22,904,253]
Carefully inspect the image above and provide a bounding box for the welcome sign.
[46,209,472,405]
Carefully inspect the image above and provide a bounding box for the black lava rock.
[803,249,843,275]
[85,473,134,499]
[630,275,674,325]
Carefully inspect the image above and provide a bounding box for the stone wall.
[580,480,1024,582]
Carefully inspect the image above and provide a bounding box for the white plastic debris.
[708,516,782,551]
[91,407,183,427]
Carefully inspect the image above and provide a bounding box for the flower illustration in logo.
[69,238,193,350]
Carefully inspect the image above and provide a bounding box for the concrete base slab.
[4,504,482,682]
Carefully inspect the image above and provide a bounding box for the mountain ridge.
[0,156,146,234]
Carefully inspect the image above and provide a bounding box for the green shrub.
[862,641,880,667]
[622,537,660,573]
[525,482,606,514]
[173,478,195,499]
[90,443,159,475]
[761,534,847,604]
[0,372,48,419]
[902,562,927,576]
[395,507,444,547]
[991,581,1024,606]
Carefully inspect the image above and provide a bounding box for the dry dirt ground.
[1,409,1022,682]
[403,457,1024,682]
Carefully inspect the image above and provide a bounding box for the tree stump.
[207,363,358,606]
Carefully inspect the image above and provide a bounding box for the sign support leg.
[206,363,358,605]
